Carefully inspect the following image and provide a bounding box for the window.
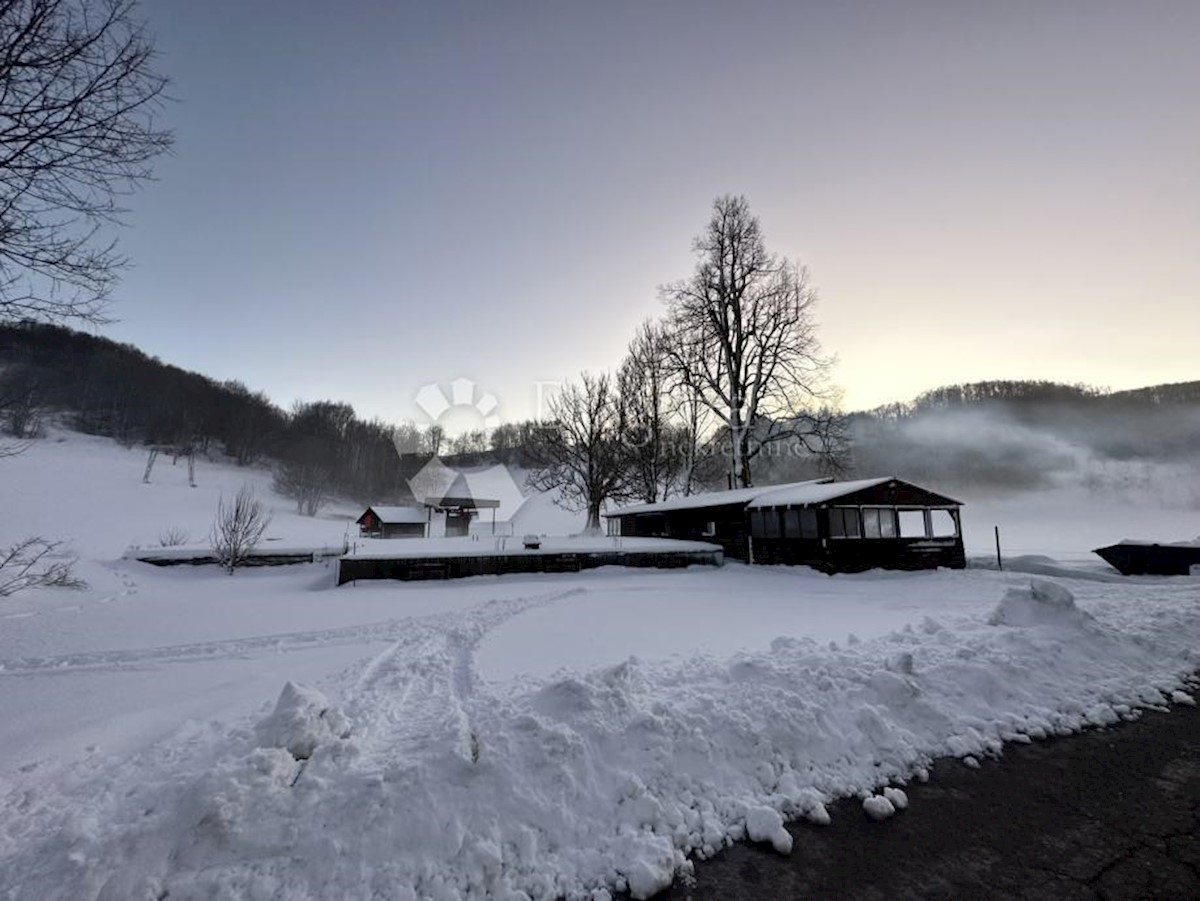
[783,510,801,538]
[800,508,819,539]
[763,510,780,538]
[898,509,927,538]
[879,508,897,538]
[862,507,880,539]
[930,509,958,538]
[829,507,861,538]
[750,510,766,538]
[701,520,717,537]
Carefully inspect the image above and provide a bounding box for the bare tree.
[0,537,84,596]
[618,320,687,503]
[210,484,272,574]
[527,372,627,533]
[0,0,172,324]
[273,460,331,517]
[662,195,844,488]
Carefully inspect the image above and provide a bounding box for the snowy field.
[1,431,1199,900]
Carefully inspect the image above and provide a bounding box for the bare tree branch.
[661,195,846,487]
[0,0,172,324]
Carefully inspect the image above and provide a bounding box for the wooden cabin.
[606,477,964,573]
[357,505,427,539]
[357,489,502,539]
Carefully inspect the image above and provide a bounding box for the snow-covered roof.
[362,505,426,524]
[608,479,829,517]
[747,477,895,509]
[609,477,962,517]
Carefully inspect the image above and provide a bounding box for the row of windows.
[751,507,958,540]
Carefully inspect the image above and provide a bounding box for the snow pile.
[987,579,1096,629]
[254,681,351,760]
[863,794,896,821]
[3,578,1198,901]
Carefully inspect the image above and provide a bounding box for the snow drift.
[3,577,1197,901]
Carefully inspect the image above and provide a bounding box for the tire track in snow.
[0,588,581,678]
[340,588,584,766]
[0,618,409,676]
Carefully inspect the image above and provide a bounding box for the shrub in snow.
[209,483,271,574]
[157,526,190,547]
[255,681,351,761]
[0,536,84,596]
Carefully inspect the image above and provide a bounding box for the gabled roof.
[608,477,962,517]
[748,477,894,508]
[358,505,426,525]
[609,479,829,517]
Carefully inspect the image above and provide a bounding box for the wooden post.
[994,525,1003,571]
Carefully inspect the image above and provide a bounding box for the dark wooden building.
[607,477,965,573]
[357,505,427,539]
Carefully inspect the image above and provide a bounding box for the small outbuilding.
[357,505,427,539]
[357,487,502,540]
[606,477,964,573]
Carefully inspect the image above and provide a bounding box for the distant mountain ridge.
[2,321,1197,499]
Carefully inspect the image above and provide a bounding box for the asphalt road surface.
[656,699,1200,900]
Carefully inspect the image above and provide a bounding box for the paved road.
[658,701,1200,900]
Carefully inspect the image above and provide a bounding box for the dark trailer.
[1093,541,1200,576]
[607,477,965,574]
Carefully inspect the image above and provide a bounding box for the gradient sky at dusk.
[104,0,1199,429]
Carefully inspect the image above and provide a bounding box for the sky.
[101,0,1199,431]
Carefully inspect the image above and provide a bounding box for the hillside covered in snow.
[0,429,1197,899]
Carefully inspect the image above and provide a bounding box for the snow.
[362,505,427,524]
[608,479,826,516]
[1118,537,1200,547]
[882,786,909,810]
[1,430,1199,900]
[344,535,721,560]
[748,477,904,508]
[862,795,896,821]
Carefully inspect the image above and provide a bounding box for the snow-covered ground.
[1,431,1198,900]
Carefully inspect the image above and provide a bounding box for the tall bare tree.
[662,195,844,488]
[0,0,172,324]
[618,320,686,503]
[527,372,627,533]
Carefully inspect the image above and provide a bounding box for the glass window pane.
[879,508,897,538]
[844,508,861,538]
[828,508,844,537]
[898,510,926,538]
[800,509,819,539]
[862,507,880,539]
[750,511,765,538]
[930,509,958,537]
[764,511,780,538]
[783,510,801,538]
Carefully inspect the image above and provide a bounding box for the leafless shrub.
[158,526,190,547]
[0,537,85,596]
[210,484,272,574]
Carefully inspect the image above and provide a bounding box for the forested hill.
[2,321,1197,499]
[849,379,1200,495]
